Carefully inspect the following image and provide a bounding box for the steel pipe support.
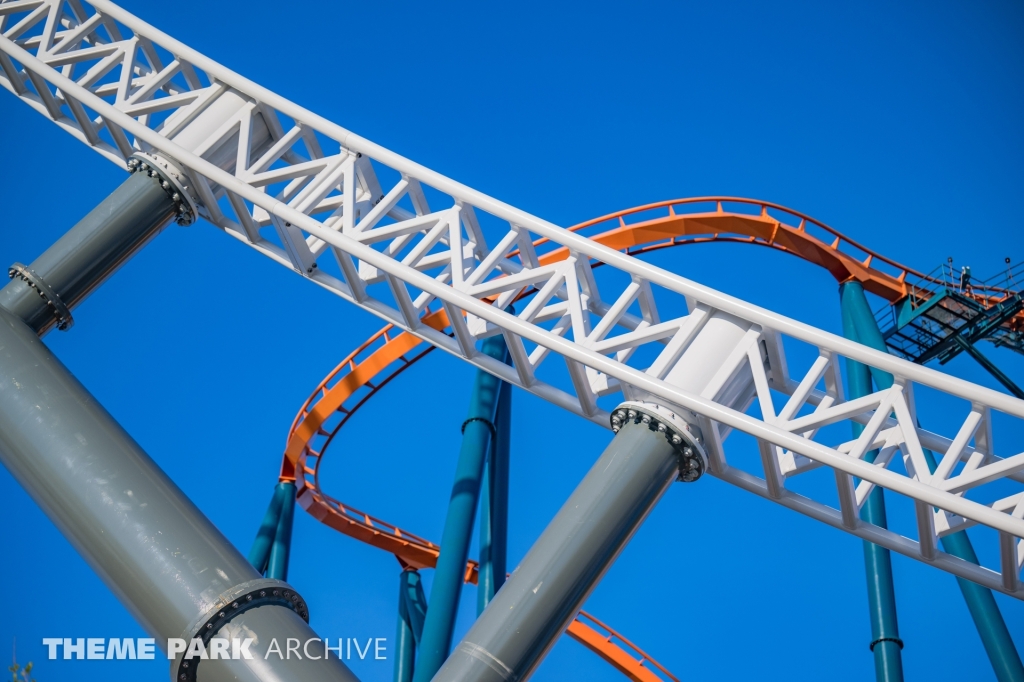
[0,84,279,337]
[0,79,353,682]
[433,307,755,682]
[0,307,360,682]
[432,406,684,682]
[0,170,177,334]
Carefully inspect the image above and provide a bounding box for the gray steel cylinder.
[432,412,681,682]
[0,307,359,681]
[0,171,176,334]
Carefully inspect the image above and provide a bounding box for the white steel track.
[1,0,1023,598]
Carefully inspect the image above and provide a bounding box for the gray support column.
[0,309,360,682]
[433,407,685,682]
[0,85,338,681]
[435,308,755,682]
[0,170,178,334]
[0,86,277,337]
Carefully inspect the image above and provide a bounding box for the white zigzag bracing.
[1,0,1023,597]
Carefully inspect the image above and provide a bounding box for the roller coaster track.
[3,0,1024,675]
[6,2,1024,599]
[281,196,1021,682]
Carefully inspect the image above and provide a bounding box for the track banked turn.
[280,197,1003,682]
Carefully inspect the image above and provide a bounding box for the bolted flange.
[610,401,708,482]
[169,577,309,682]
[128,153,199,226]
[7,262,73,331]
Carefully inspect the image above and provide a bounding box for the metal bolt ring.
[128,155,196,226]
[609,405,705,482]
[173,585,309,682]
[869,637,904,652]
[461,416,496,438]
[7,262,74,331]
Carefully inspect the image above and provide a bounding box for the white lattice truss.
[2,0,1023,598]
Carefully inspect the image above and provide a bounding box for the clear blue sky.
[2,1,1024,680]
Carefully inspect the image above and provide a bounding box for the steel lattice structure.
[1,0,1023,605]
[279,197,973,681]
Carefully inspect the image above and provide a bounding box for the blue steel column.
[842,281,1024,682]
[395,569,429,682]
[267,481,297,581]
[840,281,905,682]
[478,457,494,615]
[414,336,508,682]
[248,484,288,574]
[478,378,511,614]
[934,529,1024,682]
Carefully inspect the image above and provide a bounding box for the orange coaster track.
[279,197,1022,682]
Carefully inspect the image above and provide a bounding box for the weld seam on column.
[454,642,516,682]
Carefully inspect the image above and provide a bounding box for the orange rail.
[537,197,1018,308]
[569,612,680,682]
[281,197,1016,681]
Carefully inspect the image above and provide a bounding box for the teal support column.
[930,514,1024,682]
[248,483,288,574]
[478,378,512,614]
[491,379,511,595]
[478,458,494,615]
[267,481,297,581]
[414,336,508,682]
[955,338,1024,400]
[840,282,905,682]
[842,281,1024,682]
[395,569,428,682]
